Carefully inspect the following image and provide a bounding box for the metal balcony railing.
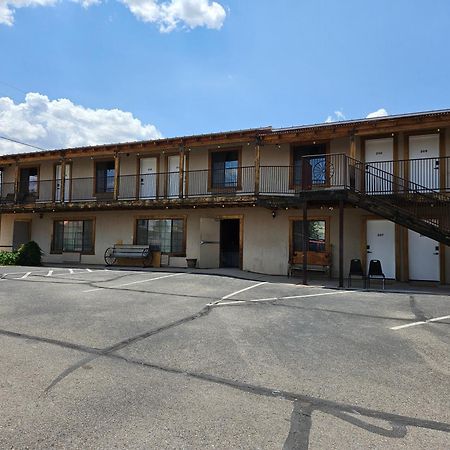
[0,155,448,205]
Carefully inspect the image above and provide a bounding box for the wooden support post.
[339,199,344,288]
[254,141,261,195]
[60,159,66,203]
[14,162,20,204]
[302,201,308,285]
[179,147,185,199]
[349,134,356,159]
[113,152,120,201]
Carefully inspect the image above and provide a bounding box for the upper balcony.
[0,153,449,212]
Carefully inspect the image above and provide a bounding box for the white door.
[365,138,394,194]
[139,157,157,199]
[167,155,179,198]
[409,134,440,191]
[199,218,220,268]
[366,220,396,279]
[408,230,440,281]
[55,164,71,202]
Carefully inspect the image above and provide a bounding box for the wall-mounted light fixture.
[272,210,277,219]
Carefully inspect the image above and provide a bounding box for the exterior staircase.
[346,157,450,246]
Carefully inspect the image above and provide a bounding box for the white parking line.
[221,282,267,300]
[46,270,54,277]
[83,273,184,293]
[390,315,450,331]
[86,269,93,272]
[217,290,346,306]
[20,272,32,279]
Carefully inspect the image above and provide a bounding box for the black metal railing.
[0,155,448,207]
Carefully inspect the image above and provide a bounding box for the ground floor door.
[366,219,395,278]
[167,155,179,198]
[12,220,30,251]
[408,230,440,281]
[139,157,157,199]
[199,218,220,268]
[220,219,240,268]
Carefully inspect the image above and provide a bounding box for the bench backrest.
[291,251,331,266]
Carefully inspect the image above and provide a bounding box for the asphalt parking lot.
[0,266,449,449]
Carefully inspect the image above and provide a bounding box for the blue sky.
[1,0,450,153]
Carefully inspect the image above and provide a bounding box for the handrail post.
[302,201,308,285]
[254,139,261,195]
[113,151,120,201]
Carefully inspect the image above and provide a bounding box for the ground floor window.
[292,219,327,252]
[136,218,185,255]
[52,219,94,253]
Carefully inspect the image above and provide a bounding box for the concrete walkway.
[42,263,450,296]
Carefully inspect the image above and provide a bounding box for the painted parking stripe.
[390,315,450,331]
[46,270,54,277]
[221,282,267,300]
[83,273,184,293]
[217,290,346,306]
[86,268,93,272]
[19,272,32,279]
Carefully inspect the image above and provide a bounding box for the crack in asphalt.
[1,313,449,447]
[409,295,429,322]
[2,272,450,448]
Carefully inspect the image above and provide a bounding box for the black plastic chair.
[367,260,386,289]
[348,259,365,288]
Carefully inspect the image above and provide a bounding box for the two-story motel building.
[0,109,449,285]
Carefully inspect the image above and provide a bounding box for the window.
[52,219,94,253]
[19,167,39,194]
[210,149,240,189]
[292,220,327,253]
[292,144,327,187]
[95,161,115,193]
[136,218,185,255]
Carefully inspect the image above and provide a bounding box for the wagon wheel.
[142,248,153,268]
[104,247,116,266]
[312,160,334,184]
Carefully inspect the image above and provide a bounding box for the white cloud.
[0,93,162,155]
[324,110,346,123]
[366,108,388,119]
[0,0,227,31]
[121,0,226,32]
[0,0,57,26]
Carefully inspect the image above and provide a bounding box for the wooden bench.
[288,250,332,278]
[104,244,152,267]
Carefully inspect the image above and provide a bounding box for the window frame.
[208,147,242,192]
[289,216,330,258]
[18,165,40,197]
[133,215,187,257]
[50,217,96,255]
[93,159,115,195]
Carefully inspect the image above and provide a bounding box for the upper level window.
[52,219,94,254]
[19,167,39,194]
[210,149,240,189]
[95,161,115,193]
[292,144,327,187]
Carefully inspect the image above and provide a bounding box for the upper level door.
[167,155,179,198]
[139,157,157,199]
[55,164,71,202]
[408,134,440,191]
[364,138,394,194]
